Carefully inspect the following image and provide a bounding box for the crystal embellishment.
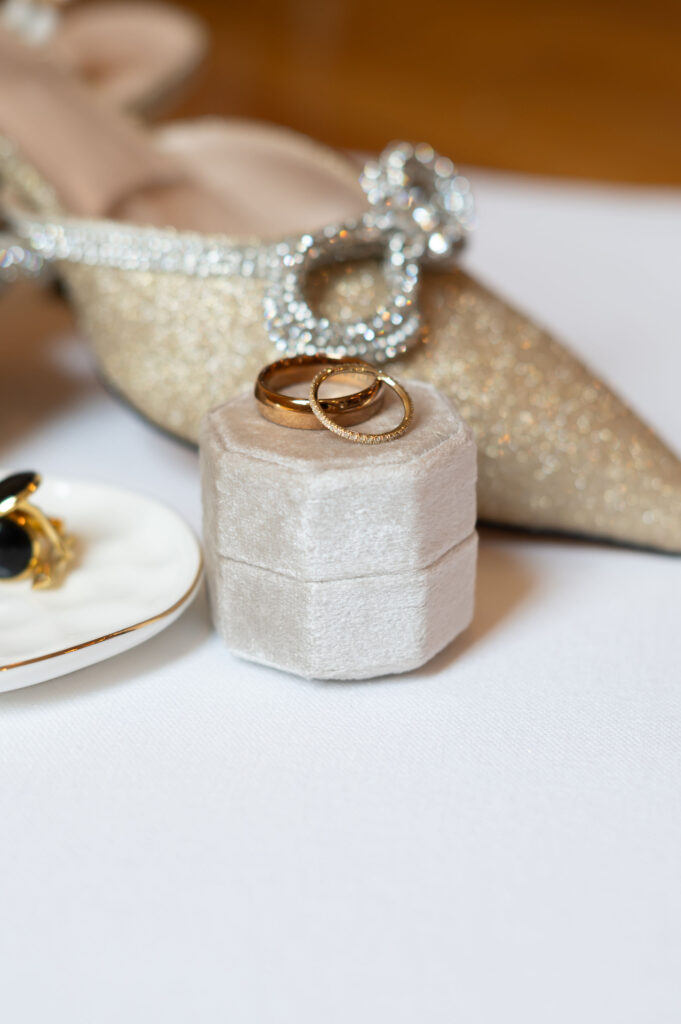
[4,137,474,364]
[360,141,475,267]
[0,232,45,288]
[1,0,60,46]
[265,142,475,359]
[263,221,422,362]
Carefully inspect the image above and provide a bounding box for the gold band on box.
[309,365,413,444]
[254,354,384,430]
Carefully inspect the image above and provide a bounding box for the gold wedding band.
[309,365,414,444]
[255,354,384,430]
[0,471,74,589]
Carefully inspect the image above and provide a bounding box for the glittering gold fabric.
[403,274,681,552]
[58,256,681,552]
[5,140,681,552]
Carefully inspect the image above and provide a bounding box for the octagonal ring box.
[200,380,478,680]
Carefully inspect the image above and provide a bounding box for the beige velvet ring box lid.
[200,381,478,680]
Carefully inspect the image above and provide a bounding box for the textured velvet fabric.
[200,381,478,679]
[207,535,477,680]
[201,382,477,580]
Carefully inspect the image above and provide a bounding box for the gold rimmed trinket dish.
[0,471,203,692]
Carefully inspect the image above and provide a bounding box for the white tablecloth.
[1,172,680,1024]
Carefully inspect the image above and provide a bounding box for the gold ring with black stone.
[0,471,74,589]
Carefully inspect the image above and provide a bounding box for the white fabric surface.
[1,171,680,1023]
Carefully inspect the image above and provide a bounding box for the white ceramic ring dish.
[0,472,202,691]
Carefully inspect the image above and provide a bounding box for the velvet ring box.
[200,380,478,680]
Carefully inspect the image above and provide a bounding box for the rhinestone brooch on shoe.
[5,139,473,364]
[264,142,475,362]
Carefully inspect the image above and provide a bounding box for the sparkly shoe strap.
[0,231,46,287]
[4,140,476,367]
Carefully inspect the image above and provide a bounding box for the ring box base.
[209,533,477,680]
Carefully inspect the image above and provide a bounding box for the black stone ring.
[0,471,74,589]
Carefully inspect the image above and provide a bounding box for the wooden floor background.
[172,0,681,184]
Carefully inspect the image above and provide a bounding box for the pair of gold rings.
[0,471,74,589]
[254,355,413,444]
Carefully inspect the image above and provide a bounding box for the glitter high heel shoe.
[1,0,206,115]
[2,35,681,553]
